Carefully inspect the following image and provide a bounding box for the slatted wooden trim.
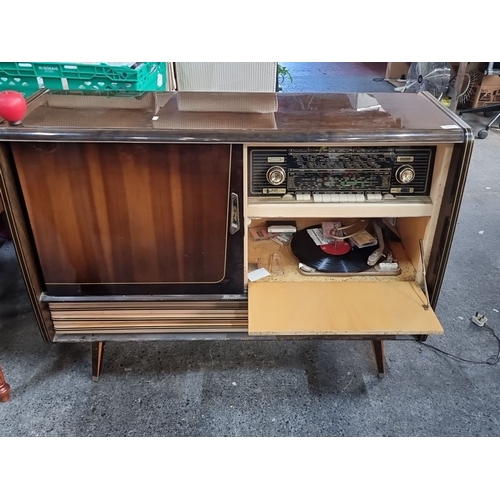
[49,301,248,335]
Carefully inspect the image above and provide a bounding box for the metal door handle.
[229,192,240,234]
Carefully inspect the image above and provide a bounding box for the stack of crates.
[0,62,167,98]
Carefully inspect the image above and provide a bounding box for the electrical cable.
[416,323,500,366]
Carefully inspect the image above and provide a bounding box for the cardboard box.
[175,62,277,92]
[173,62,279,113]
[385,62,412,82]
[470,75,500,108]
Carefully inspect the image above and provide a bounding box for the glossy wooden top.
[0,91,469,143]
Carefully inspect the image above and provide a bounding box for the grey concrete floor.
[279,62,394,93]
[1,63,500,437]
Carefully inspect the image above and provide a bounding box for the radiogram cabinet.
[0,91,474,379]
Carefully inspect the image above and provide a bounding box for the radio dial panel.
[249,146,435,199]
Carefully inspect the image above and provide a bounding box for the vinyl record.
[291,225,375,273]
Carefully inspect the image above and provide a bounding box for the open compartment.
[246,216,431,283]
[242,141,456,337]
[245,215,443,336]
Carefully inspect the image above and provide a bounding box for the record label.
[320,241,351,256]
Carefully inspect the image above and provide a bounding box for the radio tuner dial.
[266,166,286,186]
[396,165,416,184]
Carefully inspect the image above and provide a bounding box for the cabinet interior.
[246,216,430,286]
[243,142,451,336]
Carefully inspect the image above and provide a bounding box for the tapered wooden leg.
[91,341,105,382]
[371,340,386,377]
[0,365,11,402]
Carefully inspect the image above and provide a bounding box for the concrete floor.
[1,63,500,436]
[279,62,393,93]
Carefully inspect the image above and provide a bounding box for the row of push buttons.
[295,192,383,202]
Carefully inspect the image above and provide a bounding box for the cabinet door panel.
[12,143,234,291]
[248,281,443,335]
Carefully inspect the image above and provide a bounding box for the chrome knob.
[266,166,286,186]
[396,165,415,184]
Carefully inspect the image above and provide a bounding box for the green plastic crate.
[0,81,40,100]
[0,62,167,93]
[0,73,41,94]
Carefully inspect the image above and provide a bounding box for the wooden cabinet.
[0,90,474,378]
[11,142,243,296]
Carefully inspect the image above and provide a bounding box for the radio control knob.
[396,165,415,184]
[266,166,286,186]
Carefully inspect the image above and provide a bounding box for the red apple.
[0,91,27,123]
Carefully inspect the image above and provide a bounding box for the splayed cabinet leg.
[371,340,385,377]
[92,342,105,382]
[0,365,11,402]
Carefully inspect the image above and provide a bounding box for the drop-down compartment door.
[248,281,443,336]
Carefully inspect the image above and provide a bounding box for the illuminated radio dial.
[396,165,415,184]
[266,166,286,186]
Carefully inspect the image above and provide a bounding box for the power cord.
[416,312,500,366]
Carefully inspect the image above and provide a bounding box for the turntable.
[290,220,402,276]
